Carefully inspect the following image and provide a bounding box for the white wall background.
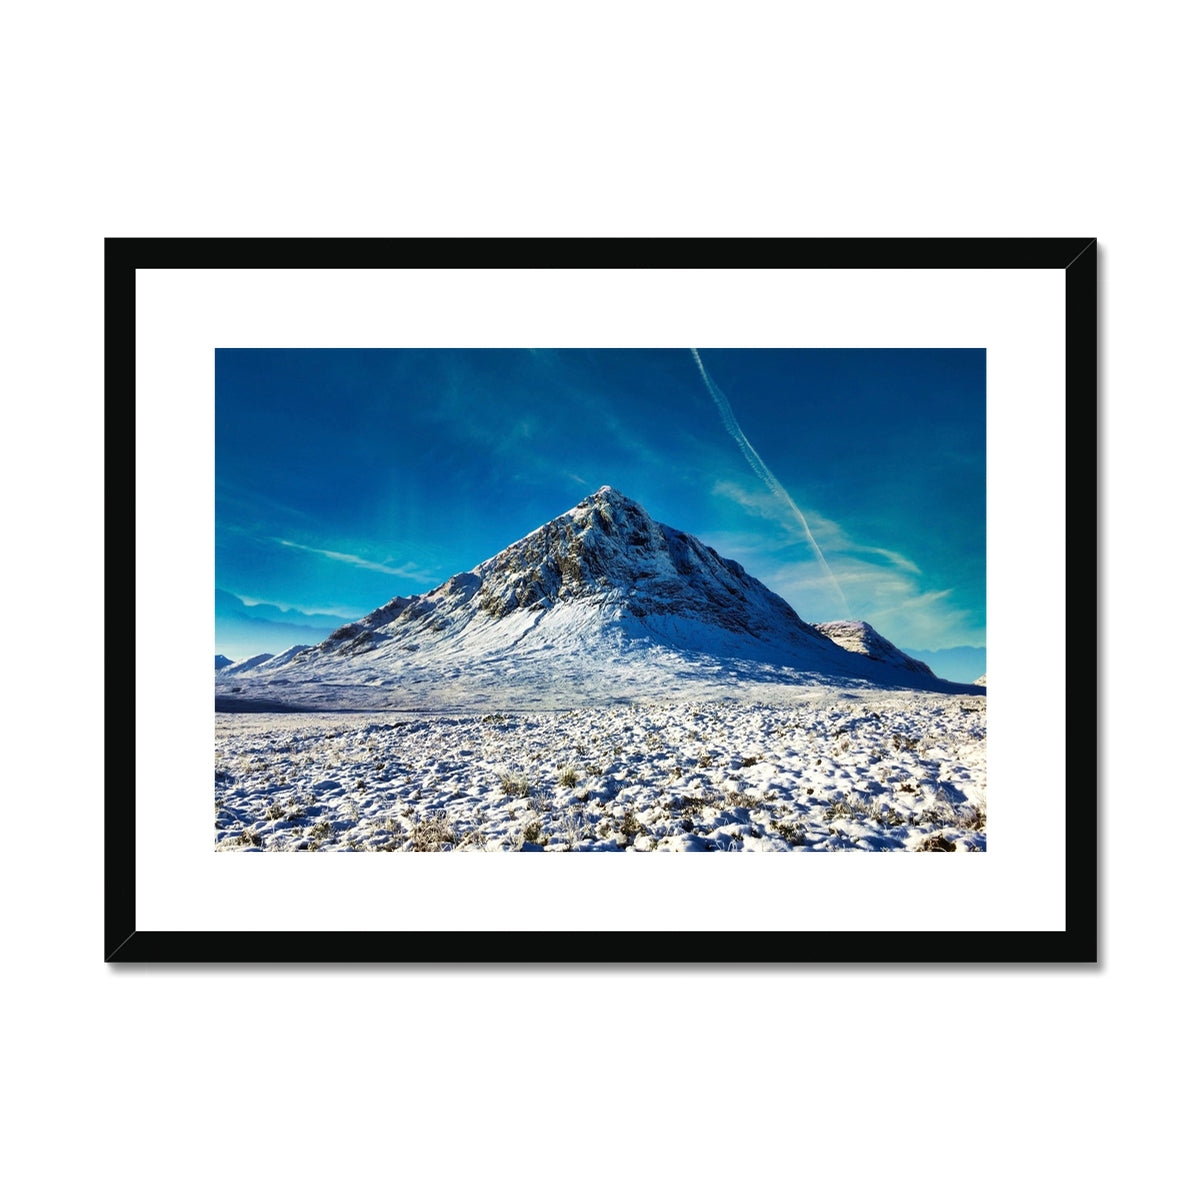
[3,3,1185,1196]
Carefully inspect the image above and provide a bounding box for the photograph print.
[215,346,986,853]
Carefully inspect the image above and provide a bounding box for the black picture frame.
[106,237,1097,964]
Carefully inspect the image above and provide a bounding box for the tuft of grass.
[457,827,488,850]
[826,795,869,822]
[679,789,726,816]
[306,820,332,848]
[522,819,547,846]
[500,770,531,798]
[770,819,806,846]
[957,800,987,831]
[411,815,459,852]
[917,797,955,827]
[873,804,907,828]
[559,807,591,850]
[618,809,648,841]
[914,833,957,852]
[557,765,581,788]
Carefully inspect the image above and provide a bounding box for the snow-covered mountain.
[217,487,980,711]
[814,621,934,676]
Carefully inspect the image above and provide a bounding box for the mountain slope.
[217,487,981,711]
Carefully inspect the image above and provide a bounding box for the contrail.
[690,348,851,618]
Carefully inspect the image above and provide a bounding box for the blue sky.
[217,348,985,678]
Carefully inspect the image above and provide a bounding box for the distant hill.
[814,621,933,676]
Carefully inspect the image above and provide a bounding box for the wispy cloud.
[891,588,953,611]
[712,478,780,523]
[711,485,923,576]
[273,539,440,582]
[692,350,850,617]
[217,479,325,529]
[860,545,922,576]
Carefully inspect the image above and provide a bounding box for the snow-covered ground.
[215,690,986,852]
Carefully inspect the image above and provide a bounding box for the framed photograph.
[106,238,1097,963]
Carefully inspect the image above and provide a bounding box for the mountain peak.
[583,483,633,505]
[466,488,805,638]
[566,484,645,525]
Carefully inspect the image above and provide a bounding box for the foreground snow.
[215,691,986,852]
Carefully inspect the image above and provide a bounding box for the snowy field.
[215,690,986,852]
